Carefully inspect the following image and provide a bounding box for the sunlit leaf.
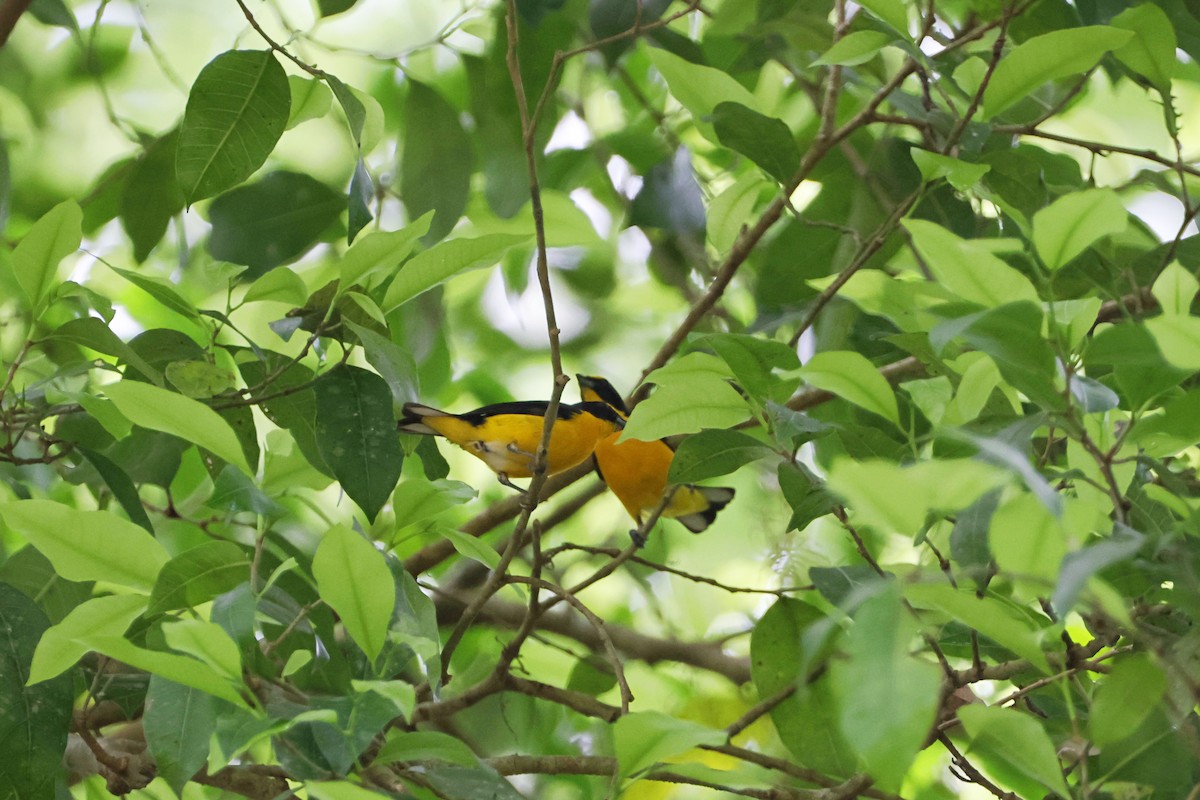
[613,711,724,781]
[798,351,899,425]
[905,220,1038,307]
[12,199,81,310]
[313,524,395,662]
[381,233,530,311]
[1032,188,1127,270]
[958,705,1071,797]
[103,380,253,474]
[0,500,168,592]
[982,27,1134,119]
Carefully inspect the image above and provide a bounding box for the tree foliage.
[2,0,1200,798]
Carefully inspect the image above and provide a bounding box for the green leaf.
[833,584,940,790]
[1126,390,1200,456]
[143,677,217,796]
[238,356,330,476]
[382,233,530,311]
[339,213,432,294]
[644,47,761,124]
[243,266,309,305]
[162,619,242,679]
[12,199,81,310]
[313,524,395,662]
[27,595,146,687]
[176,50,291,203]
[936,302,1062,411]
[0,548,92,626]
[375,730,479,767]
[910,150,990,192]
[957,704,1071,797]
[77,633,248,706]
[797,350,899,425]
[711,102,800,183]
[314,365,404,521]
[0,500,168,592]
[855,0,908,34]
[906,583,1051,674]
[317,0,357,16]
[700,331,801,398]
[287,75,333,128]
[347,157,373,244]
[440,528,502,569]
[344,321,421,408]
[46,316,162,385]
[107,264,199,319]
[74,448,154,534]
[813,30,893,66]
[613,711,725,781]
[470,190,602,248]
[1051,526,1143,617]
[904,220,1038,307]
[423,764,528,800]
[982,27,1134,119]
[777,462,834,532]
[1090,653,1167,746]
[1151,260,1198,316]
[165,360,236,398]
[1032,188,1127,270]
[1145,314,1200,370]
[149,540,251,615]
[0,584,73,800]
[28,0,78,32]
[103,380,254,475]
[667,429,772,483]
[1111,4,1176,96]
[325,74,367,145]
[620,354,750,442]
[750,597,855,776]
[208,171,343,273]
[989,492,1065,586]
[827,458,1007,534]
[707,172,767,254]
[402,81,474,244]
[120,130,185,262]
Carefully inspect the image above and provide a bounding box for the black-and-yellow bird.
[577,375,735,535]
[397,399,624,491]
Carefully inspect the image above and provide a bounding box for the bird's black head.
[576,374,629,414]
[577,400,625,428]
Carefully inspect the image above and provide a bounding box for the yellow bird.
[397,400,624,491]
[577,375,735,536]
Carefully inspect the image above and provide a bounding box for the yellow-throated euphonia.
[398,399,624,491]
[577,374,735,534]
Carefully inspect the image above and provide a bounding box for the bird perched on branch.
[577,375,735,539]
[397,400,624,491]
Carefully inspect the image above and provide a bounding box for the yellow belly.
[593,433,673,520]
[428,412,610,478]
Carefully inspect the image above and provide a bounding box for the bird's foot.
[497,472,525,493]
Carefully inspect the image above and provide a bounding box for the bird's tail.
[397,403,448,436]
[672,485,736,533]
